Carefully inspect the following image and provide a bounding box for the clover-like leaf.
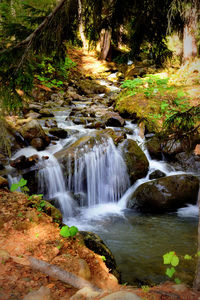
[171,254,179,267]
[69,226,78,237]
[60,225,70,237]
[166,267,175,278]
[184,254,192,260]
[163,251,175,265]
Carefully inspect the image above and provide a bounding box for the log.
[28,256,102,292]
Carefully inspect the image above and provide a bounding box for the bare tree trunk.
[78,0,87,49]
[193,188,200,290]
[183,7,198,62]
[99,28,112,60]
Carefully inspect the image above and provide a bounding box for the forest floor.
[0,49,200,299]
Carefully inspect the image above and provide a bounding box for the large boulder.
[121,139,149,184]
[171,152,200,174]
[128,174,199,213]
[79,231,120,281]
[19,119,50,150]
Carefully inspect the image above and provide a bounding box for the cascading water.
[67,138,130,207]
[9,147,75,218]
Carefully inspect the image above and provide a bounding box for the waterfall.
[67,138,130,207]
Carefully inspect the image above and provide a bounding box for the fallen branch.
[28,256,102,292]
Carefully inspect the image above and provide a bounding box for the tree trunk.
[183,7,198,62]
[193,188,200,290]
[99,28,112,60]
[78,0,87,50]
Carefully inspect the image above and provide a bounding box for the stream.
[8,77,199,286]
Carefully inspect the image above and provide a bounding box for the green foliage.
[163,251,199,283]
[121,75,170,99]
[60,225,78,238]
[34,54,76,88]
[163,251,179,266]
[10,178,28,192]
[101,255,106,262]
[28,194,46,212]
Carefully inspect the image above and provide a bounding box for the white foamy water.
[67,137,130,206]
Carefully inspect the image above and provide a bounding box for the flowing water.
[8,82,199,285]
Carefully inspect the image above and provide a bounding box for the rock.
[79,231,120,281]
[76,79,107,95]
[49,128,68,139]
[85,121,106,129]
[125,65,148,79]
[72,118,87,125]
[162,139,183,157]
[28,103,42,112]
[128,174,199,213]
[104,112,125,127]
[146,137,162,160]
[30,138,46,151]
[121,139,149,184]
[171,152,200,174]
[23,286,52,300]
[45,120,57,128]
[19,119,50,150]
[100,291,141,300]
[78,259,91,280]
[102,128,126,145]
[10,155,39,170]
[25,112,41,119]
[39,108,54,118]
[0,249,10,262]
[70,287,101,300]
[149,170,166,180]
[0,177,8,189]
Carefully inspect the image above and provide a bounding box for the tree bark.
[193,188,200,290]
[99,28,112,60]
[78,0,88,49]
[183,7,198,62]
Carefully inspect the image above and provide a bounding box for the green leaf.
[174,278,181,284]
[166,267,175,278]
[10,183,19,192]
[69,226,78,237]
[163,251,175,264]
[60,225,70,237]
[18,178,27,187]
[197,251,200,257]
[184,254,192,260]
[101,255,106,262]
[171,255,179,267]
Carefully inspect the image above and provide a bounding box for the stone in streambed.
[121,139,149,184]
[149,170,166,180]
[128,174,199,213]
[19,119,50,150]
[104,112,125,127]
[49,128,68,139]
[10,155,39,170]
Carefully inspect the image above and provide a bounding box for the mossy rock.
[79,231,121,281]
[128,174,199,213]
[121,139,149,184]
